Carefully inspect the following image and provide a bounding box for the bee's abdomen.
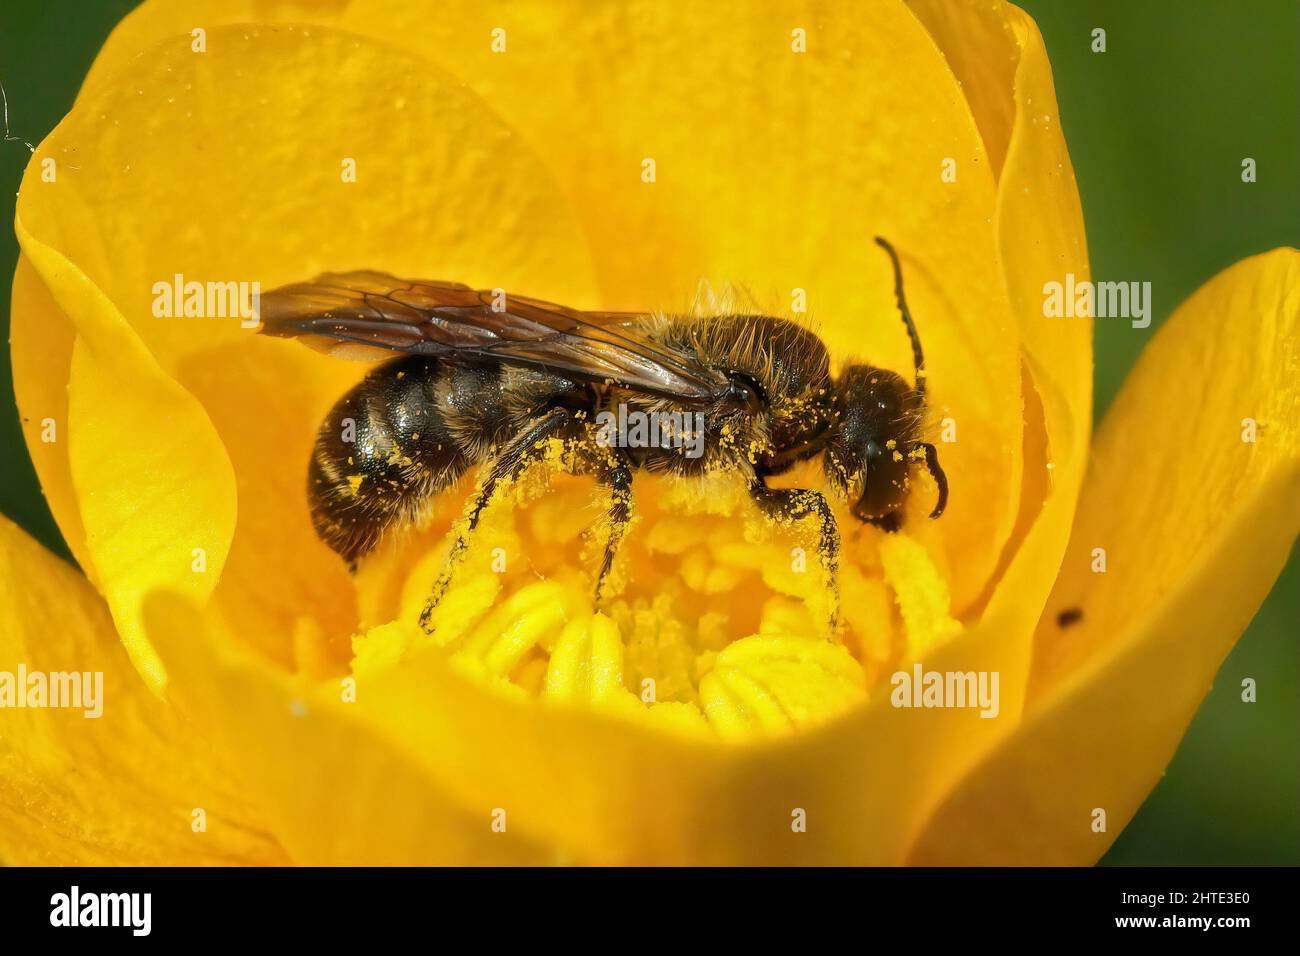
[308,356,471,565]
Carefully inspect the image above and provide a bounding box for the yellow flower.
[4,0,1297,865]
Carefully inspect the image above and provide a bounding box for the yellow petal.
[354,639,734,863]
[142,594,553,865]
[907,0,1092,438]
[910,249,1300,864]
[10,257,94,579]
[348,613,1051,862]
[13,219,237,689]
[989,2,1092,547]
[15,22,597,678]
[0,515,286,864]
[905,0,1019,178]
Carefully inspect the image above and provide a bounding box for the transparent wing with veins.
[259,271,732,404]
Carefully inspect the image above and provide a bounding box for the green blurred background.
[0,1,1295,864]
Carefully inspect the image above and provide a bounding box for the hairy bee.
[260,237,947,632]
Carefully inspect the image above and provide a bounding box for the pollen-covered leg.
[593,456,634,605]
[419,407,572,634]
[749,482,841,631]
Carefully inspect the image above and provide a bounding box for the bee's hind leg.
[418,406,572,634]
[593,453,634,606]
[749,481,841,632]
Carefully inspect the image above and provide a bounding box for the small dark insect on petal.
[1056,607,1084,629]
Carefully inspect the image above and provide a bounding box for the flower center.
[350,444,960,738]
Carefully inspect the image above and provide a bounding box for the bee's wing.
[259,271,730,402]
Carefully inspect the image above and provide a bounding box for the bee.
[260,237,947,632]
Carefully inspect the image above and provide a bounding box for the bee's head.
[825,364,934,527]
[822,237,949,527]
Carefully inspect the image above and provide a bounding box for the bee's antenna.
[873,236,925,400]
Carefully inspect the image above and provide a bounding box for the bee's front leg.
[748,481,841,632]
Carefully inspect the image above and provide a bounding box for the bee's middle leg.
[749,481,841,630]
[419,406,572,634]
